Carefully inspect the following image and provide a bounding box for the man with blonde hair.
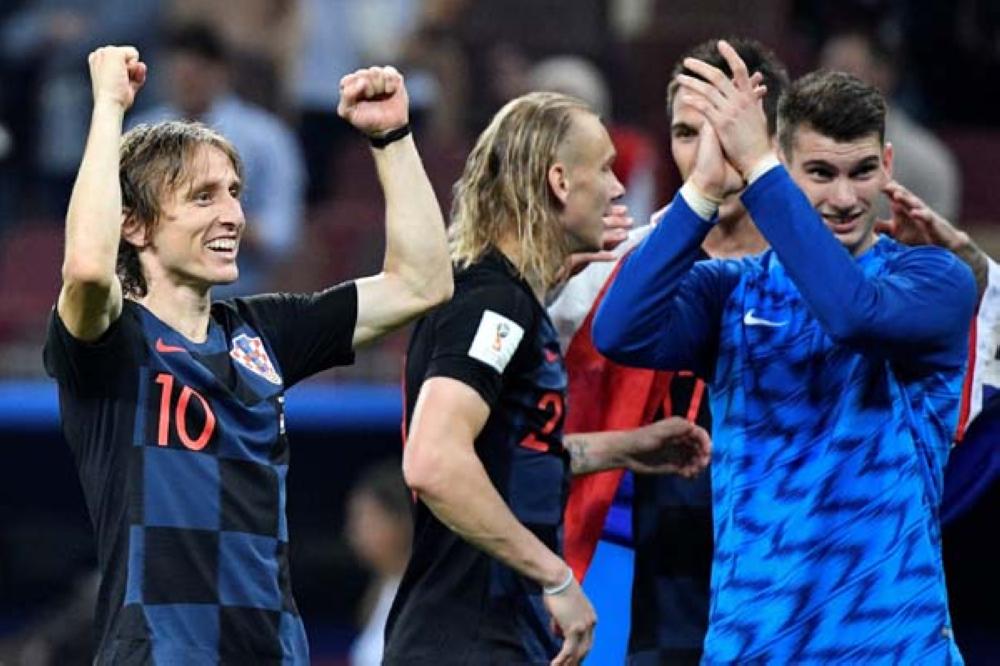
[386,92,711,665]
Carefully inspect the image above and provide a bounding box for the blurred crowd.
[1,0,999,381]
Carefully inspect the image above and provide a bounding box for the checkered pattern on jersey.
[702,240,965,664]
[122,308,308,664]
[627,372,714,665]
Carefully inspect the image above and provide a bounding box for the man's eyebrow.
[801,159,836,169]
[853,156,881,168]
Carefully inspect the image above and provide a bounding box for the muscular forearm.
[565,431,629,475]
[371,134,452,306]
[63,97,126,283]
[411,446,568,588]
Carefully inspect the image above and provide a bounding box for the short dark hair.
[117,121,243,297]
[667,37,789,137]
[164,23,228,63]
[777,70,886,156]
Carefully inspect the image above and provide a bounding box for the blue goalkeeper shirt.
[593,166,974,664]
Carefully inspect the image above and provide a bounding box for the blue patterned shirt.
[594,166,974,664]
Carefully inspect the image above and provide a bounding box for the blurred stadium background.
[1,0,997,663]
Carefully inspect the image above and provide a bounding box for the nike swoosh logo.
[743,309,788,327]
[155,337,187,353]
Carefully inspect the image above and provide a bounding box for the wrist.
[680,181,721,222]
[743,152,780,185]
[92,96,127,120]
[542,566,575,595]
[368,123,411,149]
[537,557,572,590]
[949,229,973,254]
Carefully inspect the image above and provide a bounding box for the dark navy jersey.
[384,251,569,665]
[628,372,713,666]
[43,285,356,665]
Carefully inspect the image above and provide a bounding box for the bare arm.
[57,46,146,341]
[565,417,711,477]
[336,67,453,347]
[403,377,594,665]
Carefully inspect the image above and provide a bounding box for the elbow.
[407,271,454,318]
[822,311,870,347]
[592,309,630,364]
[61,257,115,292]
[402,442,450,501]
[429,273,454,309]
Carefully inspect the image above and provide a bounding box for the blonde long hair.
[449,92,593,288]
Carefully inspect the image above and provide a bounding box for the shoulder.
[882,238,972,277]
[451,262,538,327]
[879,238,977,307]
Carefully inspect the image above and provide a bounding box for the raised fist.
[337,66,409,137]
[87,45,146,111]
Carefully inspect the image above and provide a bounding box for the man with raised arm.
[594,41,974,663]
[43,46,451,664]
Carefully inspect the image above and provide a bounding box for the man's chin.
[213,269,240,286]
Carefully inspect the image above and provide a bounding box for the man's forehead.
[183,145,238,181]
[671,90,706,124]
[564,111,614,157]
[791,127,882,160]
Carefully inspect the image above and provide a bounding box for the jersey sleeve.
[236,282,358,388]
[422,281,537,407]
[592,193,743,378]
[742,166,976,369]
[43,304,143,394]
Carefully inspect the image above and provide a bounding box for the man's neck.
[702,210,768,259]
[135,279,214,342]
[496,235,547,302]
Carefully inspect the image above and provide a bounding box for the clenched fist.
[87,45,146,111]
[337,66,409,137]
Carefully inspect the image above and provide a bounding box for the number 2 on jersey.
[520,391,563,452]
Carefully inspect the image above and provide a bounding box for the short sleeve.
[422,281,537,407]
[43,305,141,394]
[235,282,358,388]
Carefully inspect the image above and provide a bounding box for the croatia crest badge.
[230,333,282,385]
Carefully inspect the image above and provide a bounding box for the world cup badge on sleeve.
[230,333,283,385]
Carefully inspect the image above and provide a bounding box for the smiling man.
[43,46,451,664]
[594,45,974,663]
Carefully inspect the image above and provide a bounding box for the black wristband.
[369,124,411,149]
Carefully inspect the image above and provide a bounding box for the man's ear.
[548,162,569,206]
[121,210,149,248]
[882,141,894,181]
[773,136,789,166]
